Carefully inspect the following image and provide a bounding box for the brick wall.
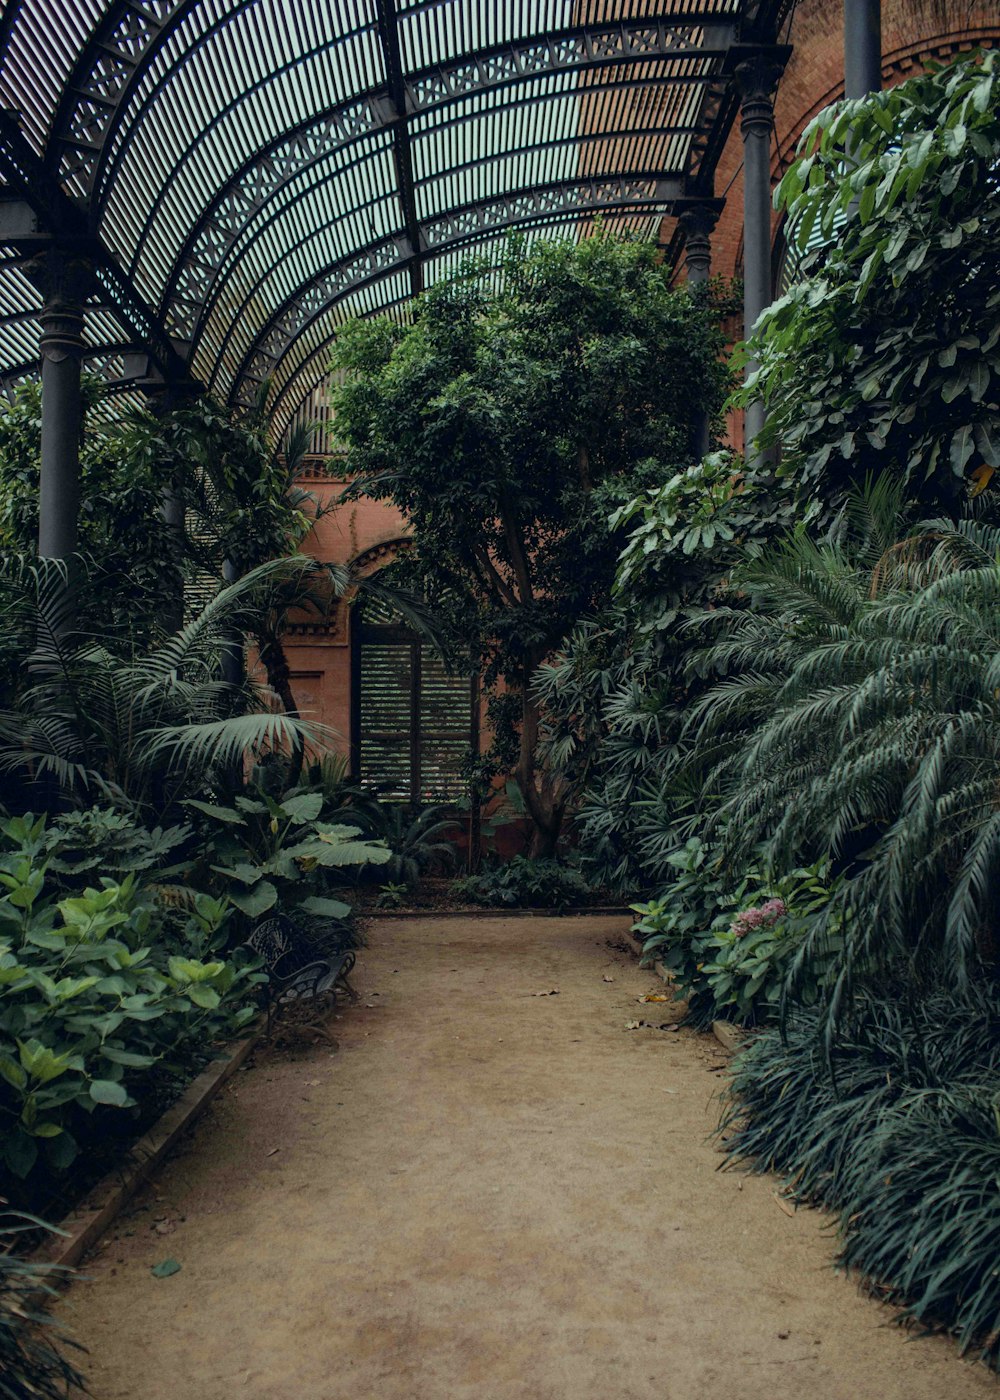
[702,0,1000,289]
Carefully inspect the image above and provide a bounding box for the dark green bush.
[452,856,591,910]
[720,983,1000,1370]
[0,815,262,1200]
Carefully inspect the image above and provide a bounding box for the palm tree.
[0,557,332,822]
[674,496,1000,1032]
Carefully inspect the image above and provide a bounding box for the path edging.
[31,1028,260,1274]
[624,928,745,1056]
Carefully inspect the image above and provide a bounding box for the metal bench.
[243,914,359,1036]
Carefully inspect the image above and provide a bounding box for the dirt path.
[58,915,994,1400]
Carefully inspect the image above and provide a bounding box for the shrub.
[632,850,845,1026]
[183,788,390,924]
[720,983,1000,1371]
[354,802,457,887]
[452,856,591,910]
[670,513,1000,1037]
[0,816,260,1196]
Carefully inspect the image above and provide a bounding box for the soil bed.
[57,914,994,1400]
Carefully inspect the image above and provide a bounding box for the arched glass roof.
[0,0,791,441]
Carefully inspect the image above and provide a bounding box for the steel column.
[734,51,789,459]
[844,0,882,99]
[32,252,91,562]
[679,200,724,457]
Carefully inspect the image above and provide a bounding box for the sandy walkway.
[58,914,994,1400]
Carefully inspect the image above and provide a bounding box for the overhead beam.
[160,18,738,339]
[376,0,423,299]
[226,174,696,409]
[0,111,197,391]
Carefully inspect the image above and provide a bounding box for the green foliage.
[0,1208,87,1398]
[119,387,318,582]
[333,233,731,852]
[671,512,1000,1036]
[610,452,792,623]
[0,378,184,657]
[184,786,389,922]
[16,809,189,890]
[0,816,258,1192]
[354,802,457,887]
[452,855,591,910]
[699,861,845,1025]
[737,51,1000,514]
[0,557,330,821]
[535,453,793,892]
[374,882,409,910]
[720,983,1000,1371]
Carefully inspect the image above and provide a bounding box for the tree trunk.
[257,624,305,786]
[515,666,566,859]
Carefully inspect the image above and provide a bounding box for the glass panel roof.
[0,0,789,438]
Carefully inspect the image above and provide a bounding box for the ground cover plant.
[720,984,1000,1370]
[451,855,592,911]
[0,1207,86,1398]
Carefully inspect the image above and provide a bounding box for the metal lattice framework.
[0,0,792,441]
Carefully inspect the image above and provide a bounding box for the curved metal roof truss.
[0,0,790,438]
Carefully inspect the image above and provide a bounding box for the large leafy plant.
[737,50,1000,515]
[672,506,1000,1037]
[185,788,390,922]
[0,557,329,822]
[0,815,257,1190]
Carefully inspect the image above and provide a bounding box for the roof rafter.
[376,0,423,298]
[0,109,195,389]
[225,172,696,407]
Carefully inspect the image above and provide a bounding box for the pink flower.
[731,897,787,938]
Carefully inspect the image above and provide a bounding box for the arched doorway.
[350,590,476,805]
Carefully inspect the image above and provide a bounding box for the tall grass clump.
[720,983,1000,1369]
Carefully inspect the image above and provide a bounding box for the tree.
[331,234,730,854]
[735,51,1000,519]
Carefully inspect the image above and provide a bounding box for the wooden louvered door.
[354,611,473,803]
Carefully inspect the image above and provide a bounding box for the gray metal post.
[220,557,243,688]
[680,203,719,287]
[679,200,723,457]
[33,252,90,561]
[844,0,882,99]
[735,52,789,459]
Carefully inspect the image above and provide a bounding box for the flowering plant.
[731,898,786,939]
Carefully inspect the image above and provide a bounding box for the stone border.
[31,1028,260,1274]
[623,928,746,1056]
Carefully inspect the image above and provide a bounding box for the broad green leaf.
[297,895,353,921]
[227,881,278,917]
[973,420,1000,468]
[183,799,243,824]
[187,984,220,1010]
[949,424,974,474]
[101,1046,157,1068]
[90,1079,129,1107]
[279,792,324,824]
